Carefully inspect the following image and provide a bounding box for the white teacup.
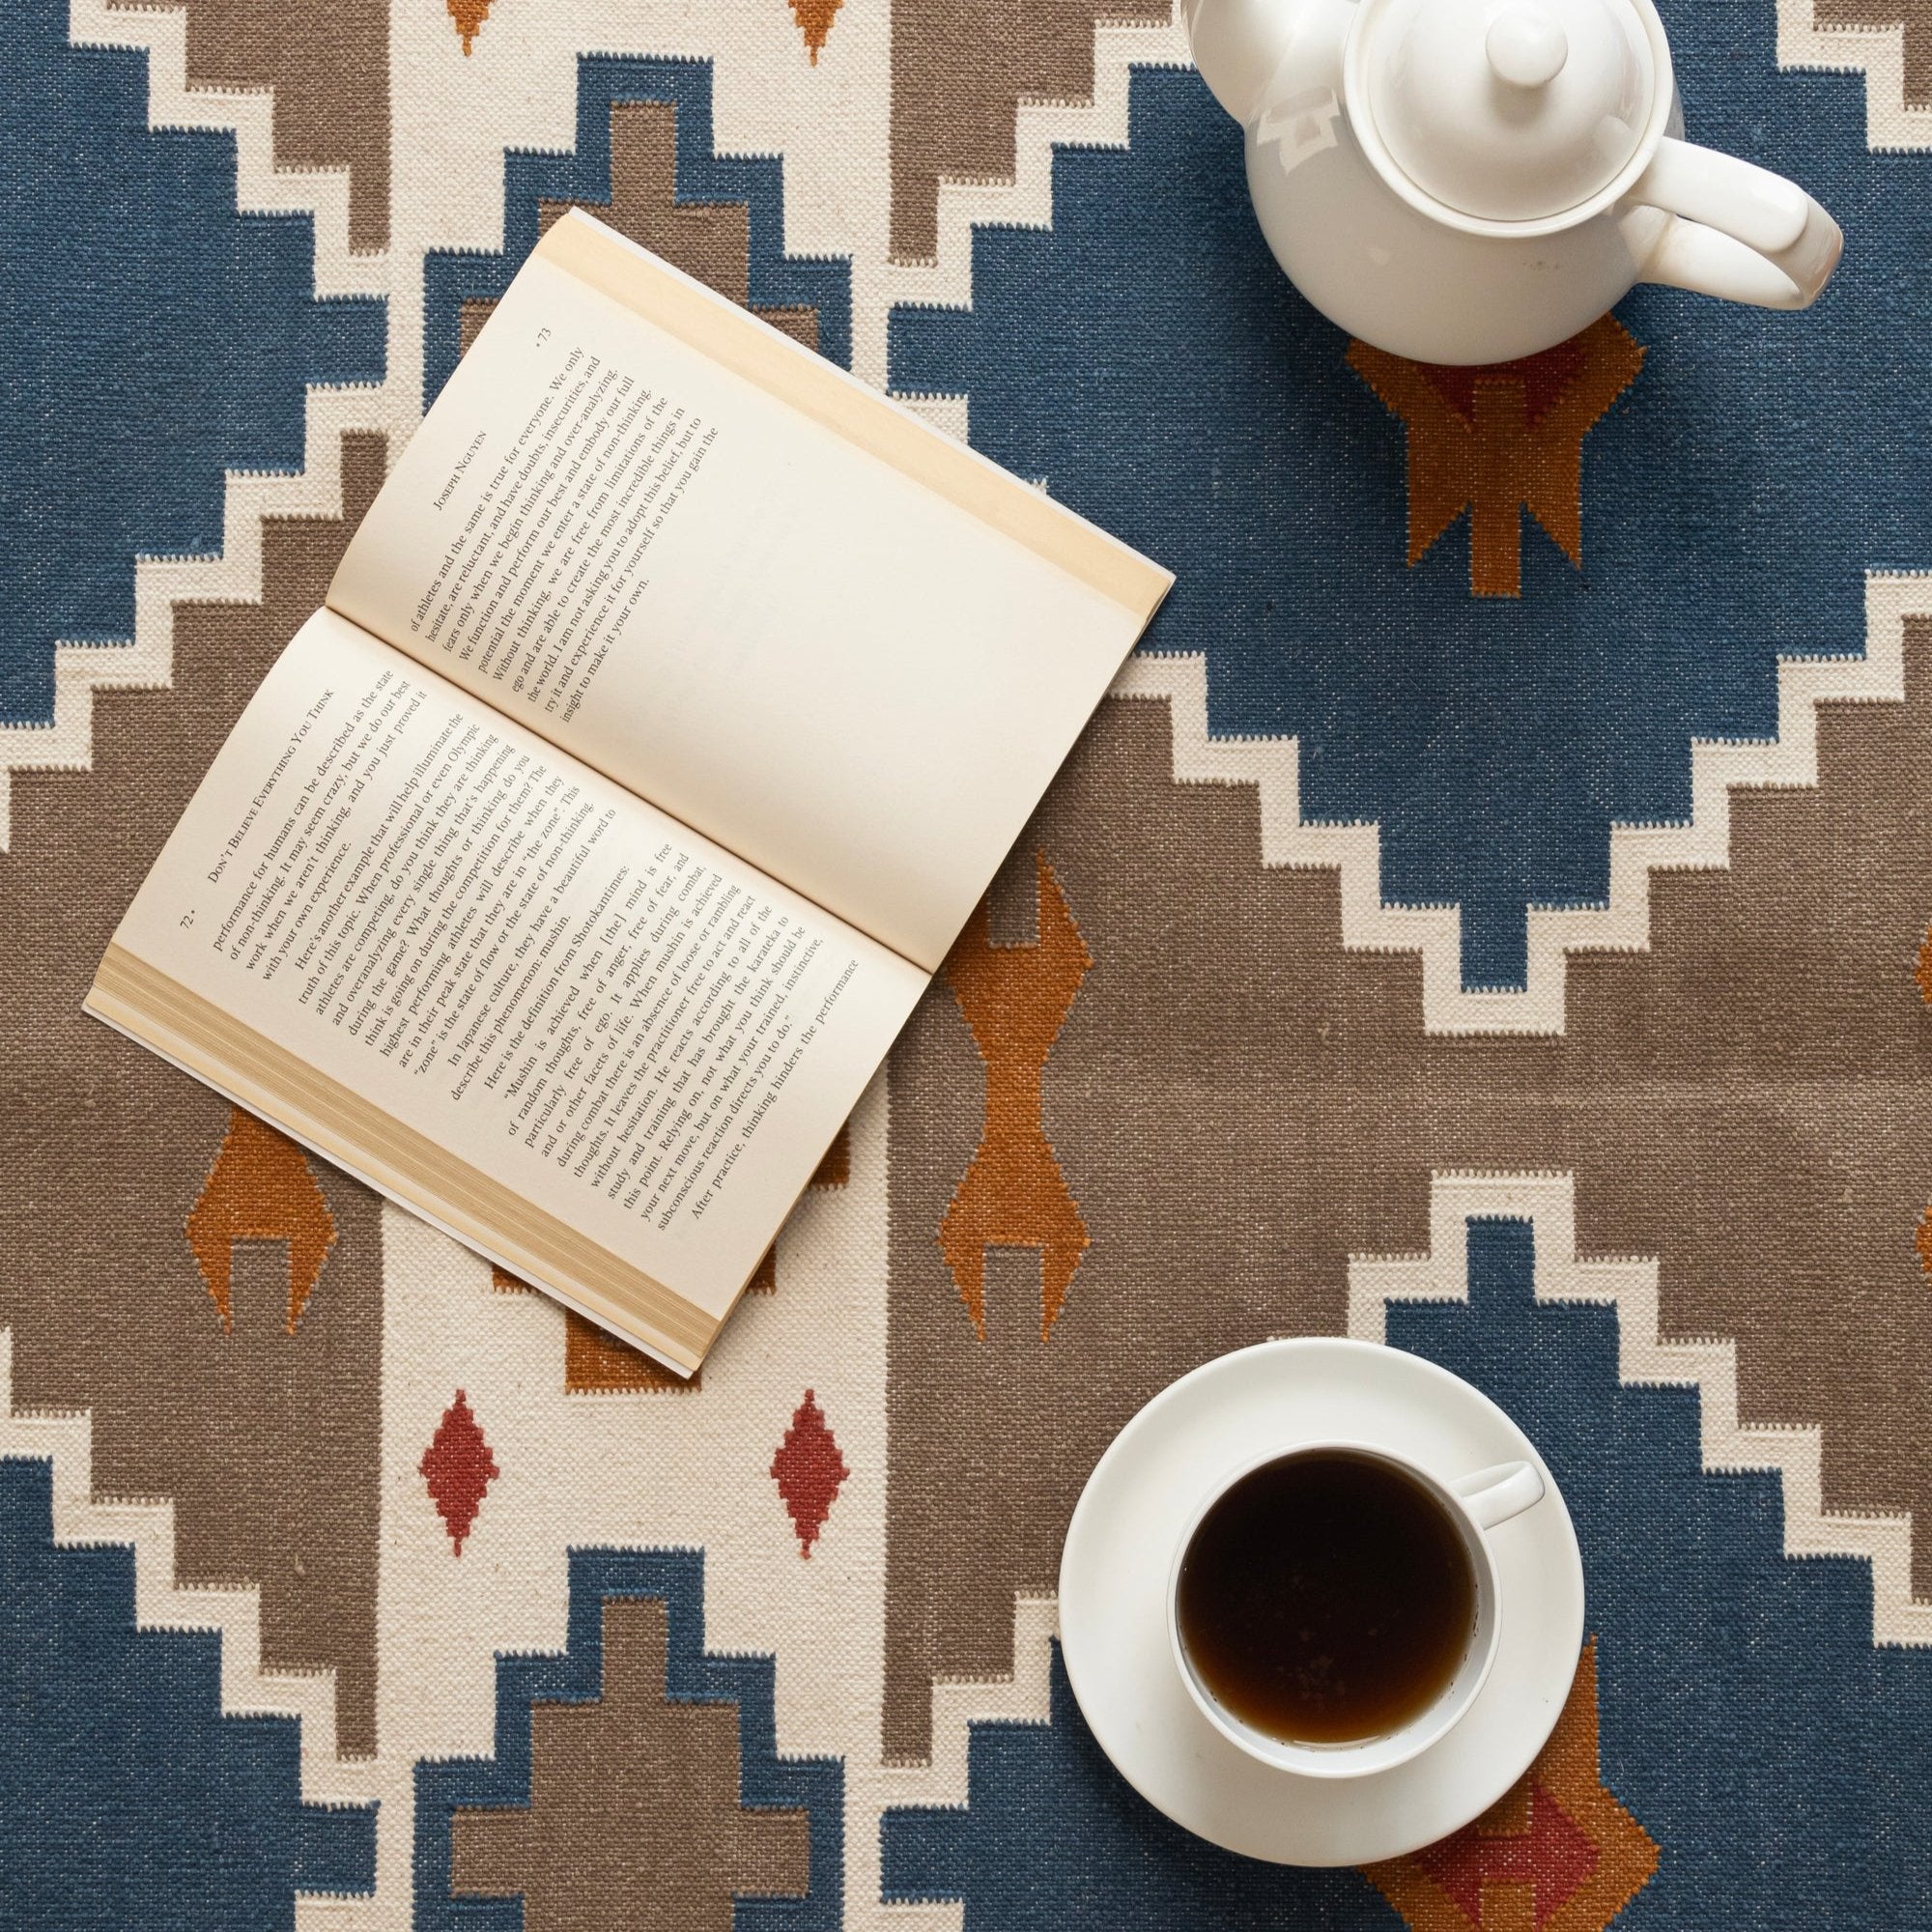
[1166,1439,1546,1779]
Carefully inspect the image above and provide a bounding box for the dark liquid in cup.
[1175,1450,1477,1746]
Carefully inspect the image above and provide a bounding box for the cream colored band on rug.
[87,944,715,1372]
[535,211,1172,617]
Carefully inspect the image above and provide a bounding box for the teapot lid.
[1350,0,1660,225]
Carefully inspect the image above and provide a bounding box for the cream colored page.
[328,249,1154,973]
[103,609,924,1319]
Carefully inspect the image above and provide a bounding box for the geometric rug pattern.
[2,0,1930,1921]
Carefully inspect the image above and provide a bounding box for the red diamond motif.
[420,1389,498,1555]
[770,1389,848,1558]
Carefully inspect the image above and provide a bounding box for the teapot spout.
[1183,0,1298,127]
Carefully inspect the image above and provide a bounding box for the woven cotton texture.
[2,0,1931,1923]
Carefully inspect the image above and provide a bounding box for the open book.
[87,211,1171,1376]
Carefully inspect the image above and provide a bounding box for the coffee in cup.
[1167,1440,1545,1777]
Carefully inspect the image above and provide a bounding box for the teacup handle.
[1624,137,1843,311]
[1453,1460,1546,1530]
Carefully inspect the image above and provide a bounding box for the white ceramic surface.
[1357,0,1657,223]
[1058,1338,1586,1866]
[1181,0,1843,362]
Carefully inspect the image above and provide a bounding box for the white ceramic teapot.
[1184,0,1843,363]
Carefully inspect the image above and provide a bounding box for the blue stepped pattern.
[422,54,852,409]
[0,0,384,726]
[882,1221,1932,1926]
[412,1546,844,1932]
[0,1457,377,1930]
[889,9,1930,988]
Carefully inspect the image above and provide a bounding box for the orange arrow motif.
[788,0,842,63]
[1350,316,1644,598]
[185,1107,337,1335]
[447,0,493,54]
[939,851,1093,1341]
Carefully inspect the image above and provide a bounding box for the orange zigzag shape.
[939,852,1092,1341]
[185,1107,336,1335]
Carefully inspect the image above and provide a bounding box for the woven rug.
[4,0,1931,1923]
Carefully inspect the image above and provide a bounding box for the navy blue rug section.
[891,30,1925,987]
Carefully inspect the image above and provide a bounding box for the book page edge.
[84,953,719,1378]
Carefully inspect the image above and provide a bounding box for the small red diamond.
[770,1389,848,1558]
[420,1389,498,1555]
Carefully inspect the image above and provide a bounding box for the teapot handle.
[1624,138,1842,310]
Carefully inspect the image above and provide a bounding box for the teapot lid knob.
[1350,0,1662,225]
[1486,7,1569,88]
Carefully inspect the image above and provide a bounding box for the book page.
[87,609,924,1370]
[328,215,1171,972]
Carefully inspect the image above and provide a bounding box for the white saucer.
[1058,1338,1585,1866]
